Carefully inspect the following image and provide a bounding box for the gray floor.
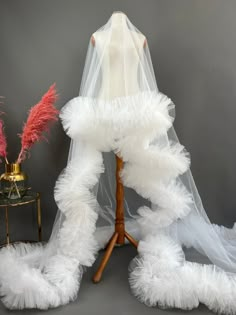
[0,246,213,315]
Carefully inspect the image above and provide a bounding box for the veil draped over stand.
[1,12,236,314]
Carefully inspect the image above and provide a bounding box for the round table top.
[0,190,39,207]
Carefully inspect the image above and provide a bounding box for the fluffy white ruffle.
[60,91,174,151]
[0,90,235,315]
[0,144,104,309]
[129,234,236,314]
[0,243,82,309]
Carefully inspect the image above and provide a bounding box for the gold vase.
[0,163,27,199]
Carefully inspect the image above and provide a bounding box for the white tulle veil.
[49,11,158,249]
[60,11,236,271]
[1,11,236,313]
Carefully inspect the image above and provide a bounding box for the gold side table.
[0,190,42,245]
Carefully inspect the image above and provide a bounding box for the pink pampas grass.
[0,119,7,163]
[0,97,8,163]
[16,84,59,164]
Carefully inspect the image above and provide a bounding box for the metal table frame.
[0,191,42,245]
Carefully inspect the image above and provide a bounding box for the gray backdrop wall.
[0,0,236,243]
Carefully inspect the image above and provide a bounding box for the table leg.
[5,207,10,245]
[37,195,42,241]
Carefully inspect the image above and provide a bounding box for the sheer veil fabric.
[0,12,236,313]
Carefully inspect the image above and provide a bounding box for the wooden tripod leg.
[93,232,119,283]
[125,231,138,248]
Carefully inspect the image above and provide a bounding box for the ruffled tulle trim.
[129,234,236,315]
[0,91,235,314]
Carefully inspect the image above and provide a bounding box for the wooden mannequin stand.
[93,155,138,283]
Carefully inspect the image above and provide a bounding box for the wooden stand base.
[93,155,138,283]
[93,230,138,283]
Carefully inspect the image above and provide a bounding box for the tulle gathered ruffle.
[0,91,236,314]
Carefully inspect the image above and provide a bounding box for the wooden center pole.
[92,155,138,283]
[115,156,125,244]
